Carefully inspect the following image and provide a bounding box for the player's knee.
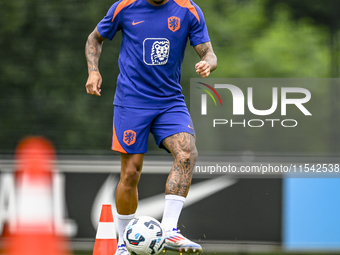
[120,168,141,187]
[176,144,198,168]
[120,153,143,187]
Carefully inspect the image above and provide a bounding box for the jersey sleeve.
[97,2,122,40]
[188,3,210,46]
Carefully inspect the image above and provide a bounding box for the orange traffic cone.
[93,204,117,255]
[4,136,71,255]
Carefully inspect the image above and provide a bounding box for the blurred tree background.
[0,0,339,154]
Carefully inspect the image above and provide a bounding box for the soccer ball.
[123,216,165,255]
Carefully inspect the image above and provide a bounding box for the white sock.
[161,194,186,232]
[117,213,135,247]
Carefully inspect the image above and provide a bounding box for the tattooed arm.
[194,41,217,78]
[85,27,106,96]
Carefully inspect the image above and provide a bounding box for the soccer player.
[85,0,217,254]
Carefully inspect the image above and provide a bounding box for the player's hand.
[195,60,211,78]
[85,71,102,96]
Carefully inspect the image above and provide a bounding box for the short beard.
[152,0,166,4]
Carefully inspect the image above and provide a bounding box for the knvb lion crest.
[168,16,180,32]
[123,130,136,146]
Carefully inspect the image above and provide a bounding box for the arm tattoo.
[194,41,218,72]
[85,29,104,72]
[163,132,198,197]
[195,42,213,60]
[195,42,211,60]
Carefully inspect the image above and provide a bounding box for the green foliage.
[0,0,338,154]
[266,0,340,30]
[0,0,121,153]
[251,7,329,77]
[192,0,328,78]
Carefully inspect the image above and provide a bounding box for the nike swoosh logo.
[188,125,194,129]
[91,174,118,228]
[91,174,237,229]
[132,20,145,25]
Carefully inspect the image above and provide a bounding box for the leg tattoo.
[163,132,198,197]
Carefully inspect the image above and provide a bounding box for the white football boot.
[164,228,202,253]
[115,244,130,255]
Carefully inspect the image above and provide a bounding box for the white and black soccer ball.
[123,216,165,255]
